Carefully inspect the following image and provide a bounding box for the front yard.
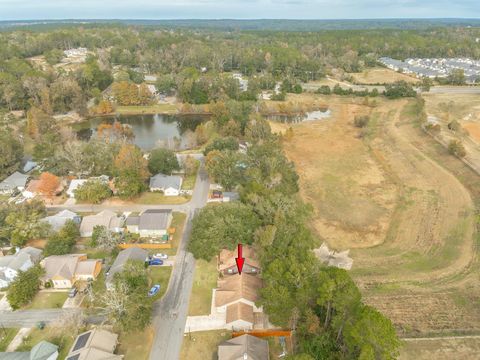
[180,330,230,360]
[188,259,218,316]
[117,326,154,360]
[147,266,172,299]
[24,292,68,310]
[17,326,76,359]
[0,328,18,351]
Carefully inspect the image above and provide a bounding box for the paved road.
[148,162,210,360]
[428,86,480,94]
[0,309,80,327]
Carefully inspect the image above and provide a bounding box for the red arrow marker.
[235,244,245,275]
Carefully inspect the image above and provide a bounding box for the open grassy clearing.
[278,94,480,336]
[400,336,480,360]
[180,330,229,360]
[350,67,420,85]
[24,292,68,310]
[118,326,154,360]
[188,259,218,316]
[0,328,18,351]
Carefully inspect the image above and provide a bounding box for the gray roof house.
[79,210,124,237]
[106,247,149,288]
[126,209,172,238]
[0,247,42,289]
[0,340,58,360]
[41,210,81,232]
[218,335,269,360]
[149,174,183,196]
[0,171,30,194]
[66,328,122,360]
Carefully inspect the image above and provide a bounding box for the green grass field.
[188,259,218,316]
[24,292,68,310]
[116,104,177,115]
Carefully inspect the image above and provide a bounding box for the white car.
[153,253,168,260]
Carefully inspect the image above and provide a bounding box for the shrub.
[447,120,461,132]
[75,180,112,204]
[448,140,466,158]
[354,115,370,128]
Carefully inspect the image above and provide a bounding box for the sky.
[0,0,479,20]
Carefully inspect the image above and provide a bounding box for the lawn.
[0,328,18,351]
[128,192,190,205]
[147,266,172,299]
[18,327,76,359]
[180,330,230,360]
[188,259,218,316]
[117,326,154,360]
[24,292,68,310]
[181,173,197,191]
[116,104,177,115]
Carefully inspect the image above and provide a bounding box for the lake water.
[75,114,206,150]
[267,108,332,123]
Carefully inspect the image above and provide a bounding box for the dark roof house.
[217,335,269,360]
[66,328,122,360]
[0,340,58,360]
[0,172,29,193]
[106,247,149,288]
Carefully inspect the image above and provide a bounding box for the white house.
[66,179,88,198]
[0,171,30,195]
[0,247,42,289]
[79,210,124,237]
[125,209,172,238]
[149,174,183,196]
[41,210,81,232]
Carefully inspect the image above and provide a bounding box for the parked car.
[147,258,163,266]
[153,253,168,260]
[148,284,161,297]
[68,287,78,298]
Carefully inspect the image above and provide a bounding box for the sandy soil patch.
[463,122,480,143]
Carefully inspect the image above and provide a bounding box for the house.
[41,254,101,289]
[79,210,124,237]
[66,179,88,198]
[218,245,260,276]
[215,273,263,330]
[149,174,183,196]
[0,247,42,289]
[41,210,81,232]
[66,328,122,360]
[105,247,149,289]
[22,160,38,173]
[218,335,269,360]
[125,209,172,238]
[0,340,58,360]
[0,171,29,194]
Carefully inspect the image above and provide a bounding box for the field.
[400,336,480,359]
[350,67,420,84]
[278,93,480,337]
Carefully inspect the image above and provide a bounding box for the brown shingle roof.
[218,245,260,272]
[215,273,263,307]
[218,334,269,360]
[226,302,255,324]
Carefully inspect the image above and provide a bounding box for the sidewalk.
[6,328,31,351]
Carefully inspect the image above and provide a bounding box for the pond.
[266,108,332,123]
[74,114,207,150]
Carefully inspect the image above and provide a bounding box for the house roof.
[149,174,182,191]
[22,161,38,173]
[41,210,79,232]
[0,171,29,191]
[218,246,260,272]
[138,209,172,231]
[125,216,140,226]
[41,254,98,282]
[80,211,123,235]
[218,335,269,360]
[67,328,121,360]
[215,273,263,307]
[0,341,58,360]
[226,302,255,325]
[0,247,42,271]
[106,247,148,284]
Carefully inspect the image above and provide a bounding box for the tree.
[448,139,466,158]
[420,77,433,92]
[115,170,146,198]
[148,148,180,175]
[205,150,245,191]
[90,225,121,250]
[384,81,417,99]
[37,172,61,196]
[183,155,199,176]
[0,128,23,178]
[3,200,49,247]
[447,69,466,85]
[97,260,151,331]
[189,202,260,261]
[94,100,114,115]
[7,265,43,310]
[44,220,79,256]
[115,144,149,180]
[74,180,112,204]
[204,137,239,155]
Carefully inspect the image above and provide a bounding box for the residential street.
[0,309,79,327]
[148,161,210,360]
